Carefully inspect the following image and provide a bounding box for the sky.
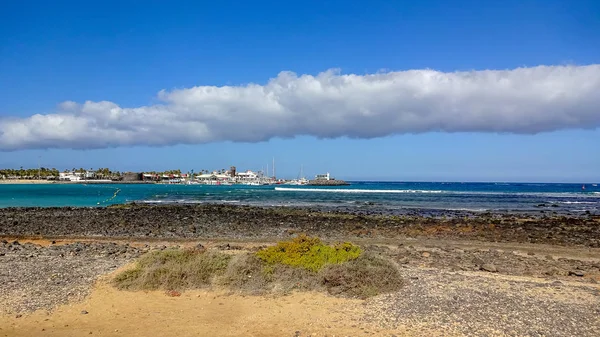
[1,0,599,182]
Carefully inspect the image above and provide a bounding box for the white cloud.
[1,65,599,150]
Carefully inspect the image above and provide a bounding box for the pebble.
[1,242,144,314]
[480,264,498,273]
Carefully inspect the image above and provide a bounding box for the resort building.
[235,170,259,183]
[195,172,231,183]
[59,172,82,181]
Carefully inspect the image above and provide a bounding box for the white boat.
[287,165,309,185]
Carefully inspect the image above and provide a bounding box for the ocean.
[0,182,598,215]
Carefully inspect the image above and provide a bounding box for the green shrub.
[113,238,403,299]
[255,235,362,272]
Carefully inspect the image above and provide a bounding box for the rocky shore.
[1,204,598,247]
[0,240,145,314]
[1,204,599,336]
[1,237,599,336]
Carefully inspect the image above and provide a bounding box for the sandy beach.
[1,205,599,336]
[0,180,54,184]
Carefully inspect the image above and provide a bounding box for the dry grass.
[321,253,403,299]
[113,237,403,299]
[113,248,231,290]
[218,254,323,295]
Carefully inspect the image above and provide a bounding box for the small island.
[307,172,350,186]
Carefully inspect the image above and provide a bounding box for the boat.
[593,184,598,187]
[287,165,309,185]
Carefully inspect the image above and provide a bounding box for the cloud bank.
[1,65,599,150]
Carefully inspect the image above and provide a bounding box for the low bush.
[113,248,231,290]
[255,234,362,272]
[218,253,322,295]
[320,253,403,299]
[114,236,403,299]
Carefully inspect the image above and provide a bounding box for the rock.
[480,264,498,272]
[195,243,205,250]
[397,257,409,264]
[81,310,89,315]
[15,314,22,318]
[422,252,431,258]
[472,257,485,266]
[568,270,585,277]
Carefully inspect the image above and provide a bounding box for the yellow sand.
[0,282,423,337]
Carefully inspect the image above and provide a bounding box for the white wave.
[274,187,443,194]
[557,201,596,204]
[141,199,204,204]
[274,187,600,198]
[445,208,489,212]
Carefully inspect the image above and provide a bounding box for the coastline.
[0,179,54,184]
[2,204,599,336]
[0,179,155,185]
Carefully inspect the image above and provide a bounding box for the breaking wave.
[274,187,444,194]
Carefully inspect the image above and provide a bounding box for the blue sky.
[1,0,599,182]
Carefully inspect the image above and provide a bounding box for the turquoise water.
[0,182,599,214]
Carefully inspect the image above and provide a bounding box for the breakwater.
[307,179,350,186]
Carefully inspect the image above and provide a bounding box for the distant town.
[0,167,349,186]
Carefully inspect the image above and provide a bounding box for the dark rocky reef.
[1,204,599,247]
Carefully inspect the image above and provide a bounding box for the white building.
[315,173,331,181]
[59,172,81,181]
[196,172,232,184]
[235,170,258,182]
